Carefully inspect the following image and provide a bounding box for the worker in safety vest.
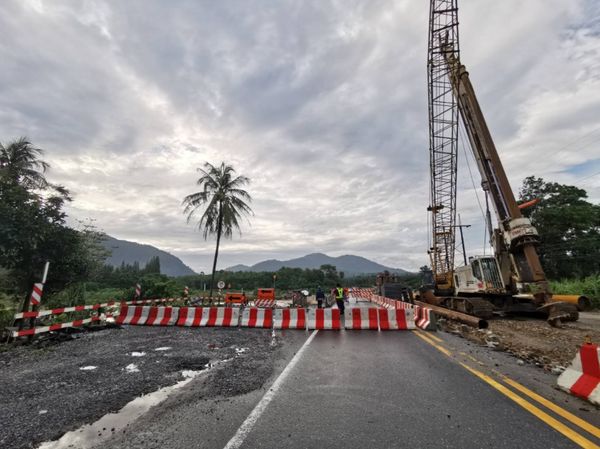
[334,283,345,313]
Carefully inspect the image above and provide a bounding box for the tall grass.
[550,275,600,309]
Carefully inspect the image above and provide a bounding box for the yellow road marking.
[424,332,443,343]
[461,363,600,449]
[414,331,452,356]
[502,377,600,439]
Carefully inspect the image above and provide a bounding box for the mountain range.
[102,236,196,277]
[226,253,410,276]
[101,237,410,277]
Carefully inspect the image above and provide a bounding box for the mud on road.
[0,325,299,449]
[441,311,600,373]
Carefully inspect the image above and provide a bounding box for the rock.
[551,366,566,375]
[517,359,525,366]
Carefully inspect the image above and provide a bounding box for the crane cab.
[454,256,505,296]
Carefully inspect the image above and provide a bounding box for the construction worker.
[316,286,325,308]
[334,283,345,314]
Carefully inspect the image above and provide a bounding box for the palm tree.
[0,137,49,189]
[183,162,252,299]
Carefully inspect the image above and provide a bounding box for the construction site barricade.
[415,306,436,330]
[240,308,273,328]
[176,307,239,327]
[307,308,341,330]
[558,343,600,405]
[273,308,307,329]
[145,306,179,326]
[116,305,149,325]
[378,308,415,330]
[10,316,102,337]
[345,308,379,330]
[254,299,276,308]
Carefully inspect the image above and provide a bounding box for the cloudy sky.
[1,0,599,273]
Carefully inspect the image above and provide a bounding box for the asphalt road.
[6,303,600,449]
[93,324,599,449]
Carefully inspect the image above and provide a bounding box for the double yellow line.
[414,330,600,449]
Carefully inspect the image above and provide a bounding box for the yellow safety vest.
[335,287,344,299]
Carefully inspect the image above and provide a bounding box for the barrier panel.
[378,308,415,330]
[116,305,149,325]
[254,299,276,308]
[273,308,307,329]
[176,307,239,327]
[345,308,379,330]
[240,308,273,328]
[307,308,341,330]
[558,342,600,405]
[145,306,179,326]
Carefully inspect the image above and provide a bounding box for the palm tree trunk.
[209,203,223,301]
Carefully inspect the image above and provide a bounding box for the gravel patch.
[0,325,281,449]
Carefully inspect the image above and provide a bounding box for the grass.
[550,275,600,309]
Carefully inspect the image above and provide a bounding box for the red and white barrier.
[378,308,415,330]
[116,305,151,325]
[254,299,276,308]
[240,308,273,328]
[345,308,379,330]
[416,306,434,330]
[11,316,102,337]
[176,307,239,327]
[558,343,600,405]
[307,308,341,330]
[145,307,179,326]
[30,282,44,306]
[396,301,411,310]
[273,308,307,329]
[351,288,373,300]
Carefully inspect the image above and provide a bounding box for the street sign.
[217,280,225,289]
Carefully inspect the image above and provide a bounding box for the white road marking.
[223,330,319,449]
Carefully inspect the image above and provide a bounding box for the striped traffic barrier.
[116,305,149,325]
[307,308,341,330]
[10,316,102,337]
[145,307,179,326]
[558,342,600,405]
[176,307,239,327]
[273,308,307,329]
[254,299,276,308]
[240,308,273,328]
[345,308,379,330]
[378,308,415,330]
[416,307,436,330]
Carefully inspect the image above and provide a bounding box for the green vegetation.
[550,275,600,308]
[519,176,600,279]
[182,161,253,298]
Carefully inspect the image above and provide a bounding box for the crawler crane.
[425,0,578,324]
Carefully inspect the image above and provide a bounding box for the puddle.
[79,366,97,371]
[130,352,146,357]
[37,369,207,449]
[154,347,172,351]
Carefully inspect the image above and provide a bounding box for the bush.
[550,275,600,309]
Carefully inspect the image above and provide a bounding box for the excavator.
[424,0,579,325]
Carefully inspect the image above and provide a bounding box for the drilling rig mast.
[427,0,460,293]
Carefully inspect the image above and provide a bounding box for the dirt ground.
[0,325,304,449]
[440,311,600,373]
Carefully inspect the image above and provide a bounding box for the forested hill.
[102,236,196,277]
[226,253,410,276]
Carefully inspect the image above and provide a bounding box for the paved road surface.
[91,310,600,449]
